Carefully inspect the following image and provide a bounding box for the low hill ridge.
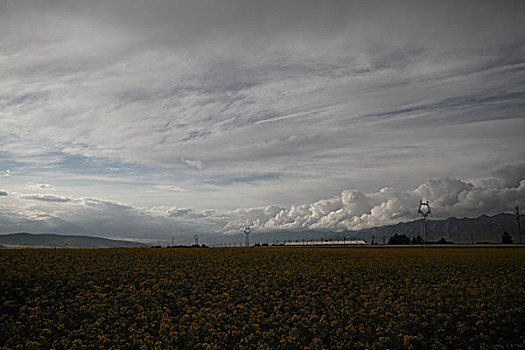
[0,232,146,248]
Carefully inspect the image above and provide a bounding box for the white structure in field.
[283,239,366,246]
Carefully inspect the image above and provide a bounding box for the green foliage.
[1,248,524,349]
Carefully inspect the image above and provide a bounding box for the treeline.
[384,234,453,245]
[384,232,517,245]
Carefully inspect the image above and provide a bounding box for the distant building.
[283,240,366,246]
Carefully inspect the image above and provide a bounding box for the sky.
[1,0,524,244]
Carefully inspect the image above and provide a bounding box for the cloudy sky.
[1,0,524,243]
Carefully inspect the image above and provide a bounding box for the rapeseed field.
[1,248,524,349]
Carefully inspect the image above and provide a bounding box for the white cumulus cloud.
[237,172,525,233]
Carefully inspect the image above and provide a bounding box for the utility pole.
[418,201,431,249]
[244,227,251,247]
[517,206,522,244]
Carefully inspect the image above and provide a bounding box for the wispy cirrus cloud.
[20,193,71,203]
[153,185,186,192]
[25,183,56,191]
[181,157,205,170]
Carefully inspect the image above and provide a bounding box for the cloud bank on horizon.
[1,0,524,242]
[1,166,524,243]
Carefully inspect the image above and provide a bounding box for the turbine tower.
[418,200,431,248]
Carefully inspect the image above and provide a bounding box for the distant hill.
[0,233,147,248]
[251,213,523,244]
[354,213,522,244]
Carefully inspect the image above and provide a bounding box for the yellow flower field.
[1,248,524,349]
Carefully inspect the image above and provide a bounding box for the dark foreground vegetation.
[1,248,524,349]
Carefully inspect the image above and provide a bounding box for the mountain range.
[0,232,146,248]
[250,213,523,245]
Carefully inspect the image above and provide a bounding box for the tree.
[502,231,513,244]
[411,235,423,245]
[387,234,410,245]
[436,237,453,244]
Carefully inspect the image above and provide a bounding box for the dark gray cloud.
[491,164,525,188]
